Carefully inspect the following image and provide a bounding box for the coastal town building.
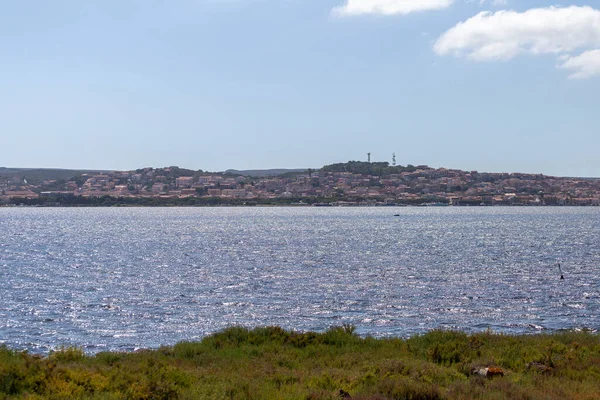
[2,164,600,206]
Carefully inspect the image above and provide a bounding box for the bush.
[1,328,599,399]
[49,346,86,363]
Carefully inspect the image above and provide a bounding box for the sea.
[1,206,599,354]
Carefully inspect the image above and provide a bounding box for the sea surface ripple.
[0,207,599,353]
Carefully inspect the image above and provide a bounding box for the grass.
[1,326,599,399]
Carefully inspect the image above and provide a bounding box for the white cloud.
[434,6,600,61]
[560,49,600,79]
[479,0,508,7]
[332,0,454,17]
[433,6,600,78]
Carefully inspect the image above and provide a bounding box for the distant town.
[1,161,600,206]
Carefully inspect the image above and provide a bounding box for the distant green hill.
[0,167,107,184]
[320,161,420,176]
[224,168,309,177]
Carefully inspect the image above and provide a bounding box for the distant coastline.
[2,161,600,207]
[2,199,600,207]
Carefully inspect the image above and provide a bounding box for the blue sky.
[1,0,599,176]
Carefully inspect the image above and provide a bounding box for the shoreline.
[3,203,600,208]
[3,325,599,357]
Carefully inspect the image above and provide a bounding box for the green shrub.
[0,328,599,399]
[48,346,85,363]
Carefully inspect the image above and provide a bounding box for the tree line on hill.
[320,161,419,176]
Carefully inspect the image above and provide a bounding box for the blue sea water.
[0,206,599,353]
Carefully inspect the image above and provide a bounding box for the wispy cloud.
[560,49,600,79]
[332,0,454,17]
[434,6,600,78]
[479,0,507,7]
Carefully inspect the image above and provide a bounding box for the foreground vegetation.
[1,326,599,399]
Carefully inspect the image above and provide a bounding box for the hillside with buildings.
[2,162,600,206]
